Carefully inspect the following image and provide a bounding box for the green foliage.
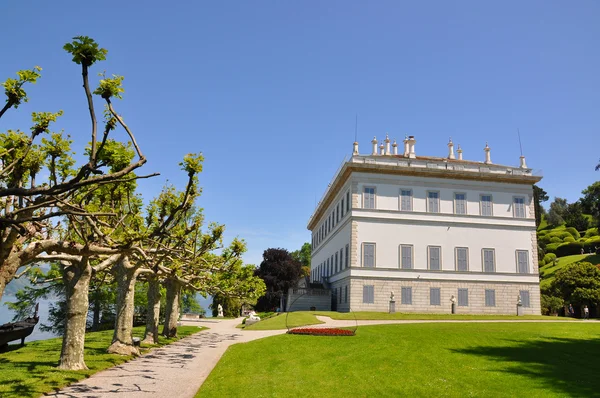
[63,36,107,67]
[543,253,557,264]
[93,74,125,99]
[180,153,204,176]
[565,227,581,239]
[291,242,311,277]
[564,236,576,243]
[585,228,599,238]
[550,262,600,308]
[210,293,241,317]
[564,202,590,232]
[182,291,205,315]
[533,185,548,227]
[254,248,303,312]
[2,66,42,109]
[540,294,564,315]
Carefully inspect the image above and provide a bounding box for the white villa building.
[308,135,542,315]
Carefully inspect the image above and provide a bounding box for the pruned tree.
[533,185,549,227]
[254,248,302,312]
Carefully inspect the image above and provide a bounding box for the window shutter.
[520,290,531,308]
[363,285,374,304]
[364,244,375,267]
[430,247,441,270]
[401,246,412,269]
[483,249,495,272]
[457,248,468,271]
[458,289,469,306]
[517,250,529,273]
[430,288,441,306]
[401,287,412,305]
[345,244,349,268]
[485,289,496,307]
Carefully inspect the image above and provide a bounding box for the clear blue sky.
[1,1,599,266]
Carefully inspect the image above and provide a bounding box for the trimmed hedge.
[565,227,580,239]
[563,236,576,243]
[584,228,599,238]
[542,253,557,264]
[554,242,584,257]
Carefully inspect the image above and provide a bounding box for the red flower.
[287,327,355,336]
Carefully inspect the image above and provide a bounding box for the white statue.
[390,291,395,301]
[245,311,261,326]
[217,304,224,317]
[450,295,456,304]
[517,294,522,306]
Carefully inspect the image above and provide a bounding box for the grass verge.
[0,325,204,398]
[198,322,600,397]
[243,312,323,330]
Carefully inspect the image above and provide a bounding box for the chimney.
[484,142,492,164]
[371,136,378,156]
[519,155,527,169]
[385,134,391,155]
[379,142,385,155]
[457,144,463,160]
[353,141,359,156]
[392,139,398,155]
[447,138,455,160]
[403,136,409,157]
[407,135,416,159]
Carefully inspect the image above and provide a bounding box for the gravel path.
[47,318,285,398]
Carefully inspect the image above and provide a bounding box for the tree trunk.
[58,259,92,370]
[143,275,161,344]
[162,278,181,338]
[108,255,140,356]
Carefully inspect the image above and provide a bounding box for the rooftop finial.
[447,138,455,160]
[484,142,492,164]
[385,134,391,155]
[457,144,463,160]
[371,136,378,156]
[392,139,398,155]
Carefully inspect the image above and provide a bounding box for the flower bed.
[287,327,355,336]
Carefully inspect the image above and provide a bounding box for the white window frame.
[363,186,376,209]
[362,242,376,268]
[455,247,469,271]
[399,189,413,211]
[454,192,467,215]
[516,250,529,274]
[480,194,493,216]
[482,248,496,273]
[428,246,442,271]
[427,191,440,213]
[513,196,526,218]
[399,244,413,269]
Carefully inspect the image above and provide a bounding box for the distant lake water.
[0,296,57,342]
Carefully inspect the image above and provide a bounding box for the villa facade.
[308,136,542,315]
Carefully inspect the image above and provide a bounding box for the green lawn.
[0,325,204,398]
[312,311,572,321]
[540,253,600,286]
[198,322,600,397]
[243,312,323,330]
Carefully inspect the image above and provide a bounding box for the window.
[346,191,350,212]
[480,195,493,216]
[520,290,531,307]
[345,244,349,268]
[455,247,469,271]
[335,252,338,273]
[430,288,441,306]
[400,245,413,269]
[401,287,412,305]
[485,289,496,307]
[454,193,466,215]
[483,249,495,272]
[336,204,340,223]
[400,189,412,211]
[341,199,345,217]
[514,197,526,218]
[458,288,469,306]
[339,288,342,304]
[427,191,440,213]
[326,258,330,276]
[331,255,334,273]
[344,285,348,303]
[339,248,344,271]
[516,250,529,274]
[428,246,441,270]
[332,211,335,228]
[363,285,374,304]
[363,187,376,209]
[363,243,375,268]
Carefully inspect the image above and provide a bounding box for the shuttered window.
[483,249,495,272]
[458,288,469,306]
[517,250,529,274]
[401,287,412,305]
[341,199,344,217]
[455,193,466,214]
[400,189,412,211]
[363,187,376,209]
[363,243,375,268]
[339,248,344,271]
[335,252,338,273]
[344,285,348,303]
[339,288,342,304]
[520,290,531,308]
[480,195,493,216]
[400,245,413,269]
[430,288,441,306]
[429,246,441,270]
[363,285,374,304]
[427,191,440,213]
[346,191,350,212]
[485,289,496,307]
[336,204,340,223]
[514,197,526,218]
[456,247,468,271]
[326,258,330,276]
[345,244,349,268]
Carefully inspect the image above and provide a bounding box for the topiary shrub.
[555,242,584,257]
[549,237,562,244]
[585,228,599,238]
[541,294,564,316]
[564,236,576,243]
[565,227,581,239]
[543,253,557,264]
[545,243,561,253]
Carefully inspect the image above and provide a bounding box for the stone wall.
[287,290,331,312]
[347,277,541,315]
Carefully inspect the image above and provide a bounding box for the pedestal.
[389,300,396,314]
[517,304,523,316]
[451,303,456,314]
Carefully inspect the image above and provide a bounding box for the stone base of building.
[330,277,541,315]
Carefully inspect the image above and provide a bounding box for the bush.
[545,243,561,253]
[564,236,576,243]
[565,227,580,239]
[555,242,584,257]
[584,228,599,238]
[548,231,573,240]
[543,253,557,264]
[549,237,562,244]
[541,294,564,315]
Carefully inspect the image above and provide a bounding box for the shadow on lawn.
[453,336,600,397]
